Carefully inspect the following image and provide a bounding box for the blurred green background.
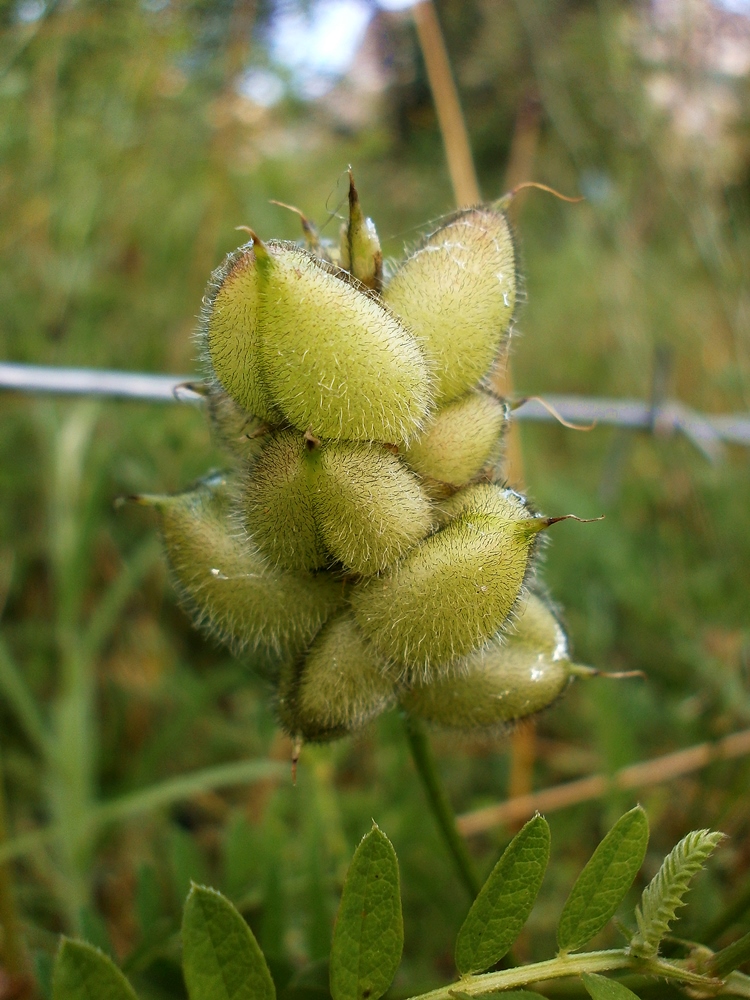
[1,0,749,997]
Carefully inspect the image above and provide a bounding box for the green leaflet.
[581,972,641,999]
[629,829,725,959]
[329,824,403,1000]
[557,806,649,954]
[454,815,550,975]
[182,884,275,1000]
[52,939,138,1000]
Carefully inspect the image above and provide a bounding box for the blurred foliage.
[0,0,749,998]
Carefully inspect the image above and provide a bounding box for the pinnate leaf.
[330,824,403,1000]
[557,806,649,954]
[182,884,275,1000]
[581,973,641,999]
[52,939,138,1000]
[455,814,550,975]
[629,829,725,959]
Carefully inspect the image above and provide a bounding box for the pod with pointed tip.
[308,441,433,576]
[339,172,383,291]
[352,484,547,679]
[403,391,507,487]
[277,613,396,742]
[134,474,345,658]
[258,241,431,442]
[383,206,516,404]
[205,237,432,443]
[401,593,572,729]
[200,244,280,422]
[241,431,327,572]
[243,433,433,576]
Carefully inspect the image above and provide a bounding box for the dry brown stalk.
[456,728,750,836]
[410,1,539,811]
[411,1,480,207]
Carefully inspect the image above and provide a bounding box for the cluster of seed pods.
[137,175,597,750]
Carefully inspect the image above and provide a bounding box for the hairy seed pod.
[352,484,547,679]
[383,207,516,404]
[241,431,327,572]
[339,171,383,292]
[204,383,270,463]
[133,474,344,658]
[277,613,396,742]
[403,391,508,487]
[308,441,433,576]
[256,240,431,442]
[401,593,572,729]
[202,246,281,422]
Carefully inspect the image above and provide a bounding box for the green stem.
[402,949,720,1000]
[0,758,286,864]
[92,758,287,827]
[0,744,27,978]
[47,402,101,929]
[710,930,750,979]
[0,636,50,758]
[402,713,480,901]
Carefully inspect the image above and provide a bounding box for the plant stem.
[0,758,286,864]
[710,930,750,979]
[402,713,480,901]
[402,948,721,1000]
[92,758,287,827]
[411,0,480,207]
[0,637,50,758]
[46,402,101,929]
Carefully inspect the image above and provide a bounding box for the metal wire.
[1,362,749,460]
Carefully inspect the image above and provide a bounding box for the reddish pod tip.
[114,493,153,509]
[234,226,269,261]
[347,167,360,208]
[269,200,318,242]
[544,513,605,528]
[512,395,597,431]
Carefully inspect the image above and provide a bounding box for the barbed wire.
[1,362,748,461]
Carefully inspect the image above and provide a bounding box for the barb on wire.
[1,363,749,456]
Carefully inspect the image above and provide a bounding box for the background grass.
[0,1,749,998]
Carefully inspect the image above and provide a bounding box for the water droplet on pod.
[401,592,573,729]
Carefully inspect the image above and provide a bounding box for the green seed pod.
[383,207,516,404]
[339,171,383,292]
[308,441,433,576]
[204,382,270,463]
[403,390,508,487]
[255,239,431,442]
[133,474,344,658]
[352,484,548,679]
[277,613,396,742]
[201,245,281,422]
[401,593,572,729]
[241,431,327,572]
